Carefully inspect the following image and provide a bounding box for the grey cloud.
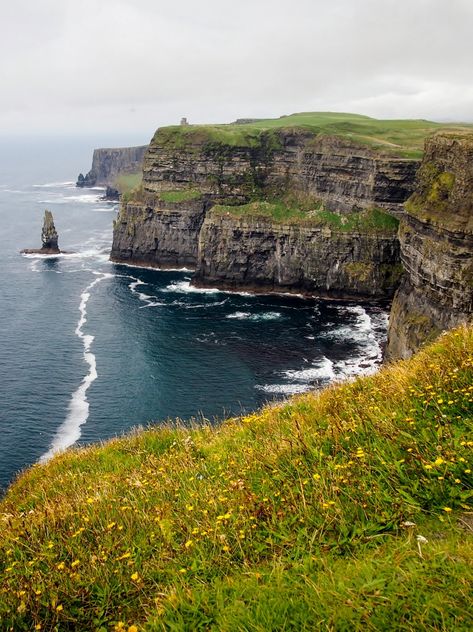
[1,0,472,136]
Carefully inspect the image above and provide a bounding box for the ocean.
[0,136,389,491]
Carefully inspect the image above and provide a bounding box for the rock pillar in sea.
[41,210,59,251]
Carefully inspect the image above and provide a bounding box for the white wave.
[91,207,118,213]
[0,188,22,193]
[39,272,114,463]
[22,248,110,262]
[33,181,75,188]
[256,383,310,395]
[283,356,335,382]
[226,311,251,319]
[162,280,221,294]
[226,311,282,321]
[128,277,164,308]
[38,194,101,204]
[113,261,194,273]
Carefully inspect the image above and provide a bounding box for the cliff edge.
[386,132,473,359]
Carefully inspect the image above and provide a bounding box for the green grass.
[158,189,203,204]
[114,173,142,194]
[211,201,399,234]
[1,326,472,630]
[153,112,473,159]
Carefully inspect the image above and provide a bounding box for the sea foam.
[39,272,114,463]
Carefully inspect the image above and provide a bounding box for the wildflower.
[35,625,42,631]
[185,540,193,548]
[56,562,65,570]
[442,507,452,513]
[114,623,125,631]
[128,626,139,632]
[71,560,80,568]
[130,572,139,581]
[178,568,187,574]
[433,457,444,466]
[56,604,63,612]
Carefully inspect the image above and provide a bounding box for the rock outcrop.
[111,194,207,268]
[386,133,473,359]
[21,210,61,255]
[77,145,148,188]
[193,209,402,299]
[111,126,417,296]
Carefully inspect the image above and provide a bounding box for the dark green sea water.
[0,137,388,491]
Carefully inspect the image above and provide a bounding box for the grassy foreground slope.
[1,329,472,631]
[157,112,473,159]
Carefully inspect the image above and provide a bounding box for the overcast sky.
[1,0,472,140]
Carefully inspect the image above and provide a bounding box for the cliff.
[194,205,402,299]
[112,117,419,297]
[76,145,148,188]
[386,132,473,359]
[1,326,472,630]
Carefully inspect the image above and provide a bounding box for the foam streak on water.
[39,272,114,463]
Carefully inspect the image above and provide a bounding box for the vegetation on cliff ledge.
[1,327,472,630]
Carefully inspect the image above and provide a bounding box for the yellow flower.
[442,507,452,512]
[128,626,139,632]
[56,562,65,570]
[185,540,193,549]
[433,457,444,466]
[130,572,139,581]
[71,559,80,568]
[35,625,42,631]
[56,604,63,611]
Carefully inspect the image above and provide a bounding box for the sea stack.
[21,210,61,255]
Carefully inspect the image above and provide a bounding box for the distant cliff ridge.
[77,145,148,188]
[386,132,473,359]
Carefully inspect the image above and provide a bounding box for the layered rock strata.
[142,128,418,216]
[386,133,473,359]
[193,211,402,299]
[110,195,207,268]
[77,145,148,188]
[112,127,417,296]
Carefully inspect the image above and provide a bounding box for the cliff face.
[111,126,417,296]
[77,145,148,188]
[110,195,206,268]
[194,211,401,299]
[386,133,473,359]
[142,128,418,215]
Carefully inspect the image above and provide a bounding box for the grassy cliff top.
[152,112,473,159]
[1,326,472,630]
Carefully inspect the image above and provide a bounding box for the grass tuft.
[1,327,472,630]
